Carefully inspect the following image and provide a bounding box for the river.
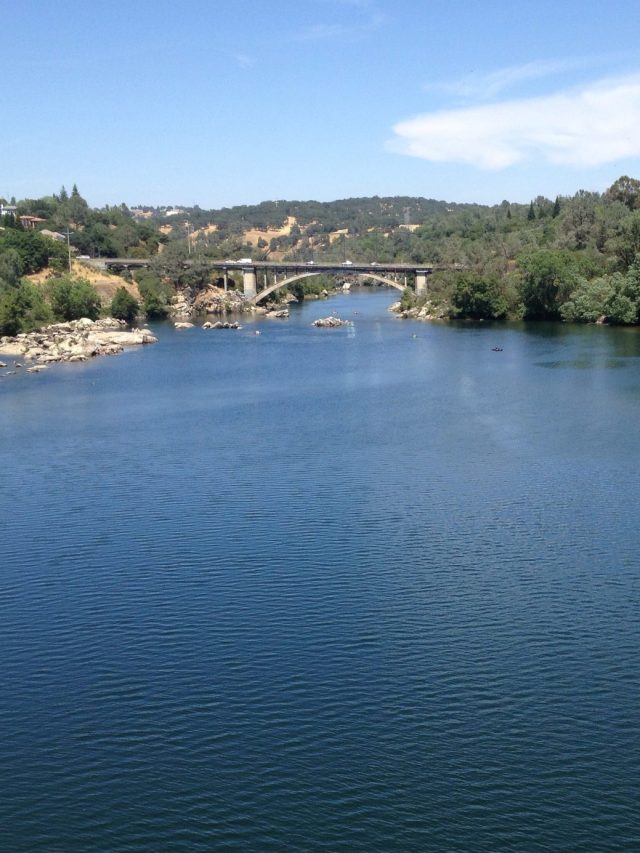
[1,288,639,851]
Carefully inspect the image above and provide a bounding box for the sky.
[4,0,640,209]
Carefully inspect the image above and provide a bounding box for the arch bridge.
[86,259,433,303]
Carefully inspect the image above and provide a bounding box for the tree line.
[4,176,640,332]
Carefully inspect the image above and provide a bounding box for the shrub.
[110,287,140,324]
[47,275,101,321]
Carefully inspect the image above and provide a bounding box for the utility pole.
[66,226,72,273]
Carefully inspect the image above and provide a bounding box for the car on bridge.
[341,260,353,266]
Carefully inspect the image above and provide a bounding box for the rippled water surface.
[1,289,639,852]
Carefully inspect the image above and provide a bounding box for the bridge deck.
[85,258,433,273]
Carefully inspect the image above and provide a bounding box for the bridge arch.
[253,271,406,304]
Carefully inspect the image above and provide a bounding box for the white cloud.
[389,74,640,170]
[234,53,255,69]
[424,59,589,100]
[295,9,384,41]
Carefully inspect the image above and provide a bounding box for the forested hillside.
[3,177,640,332]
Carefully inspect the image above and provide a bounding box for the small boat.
[491,346,503,352]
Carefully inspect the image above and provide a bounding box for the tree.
[13,280,53,330]
[0,249,23,286]
[605,260,640,324]
[136,270,173,318]
[559,276,615,323]
[48,276,101,321]
[450,273,508,320]
[0,288,20,335]
[518,250,581,319]
[400,286,415,311]
[605,175,640,210]
[67,184,89,226]
[110,287,139,324]
[527,201,536,221]
[611,210,640,270]
[0,230,51,274]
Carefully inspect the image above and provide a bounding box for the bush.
[0,288,20,336]
[110,287,139,324]
[137,271,173,318]
[0,281,52,335]
[450,273,508,320]
[560,277,615,323]
[0,230,51,274]
[400,286,416,311]
[47,275,101,321]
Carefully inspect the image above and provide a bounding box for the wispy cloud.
[424,59,591,100]
[294,7,384,42]
[389,73,640,170]
[234,53,255,69]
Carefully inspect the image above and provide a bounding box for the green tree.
[110,287,139,324]
[67,184,89,226]
[400,286,415,311]
[611,210,640,270]
[0,288,20,335]
[605,175,640,210]
[48,275,101,321]
[606,260,640,324]
[517,250,581,319]
[136,270,173,318]
[0,230,51,274]
[559,276,615,323]
[0,249,23,286]
[450,273,508,320]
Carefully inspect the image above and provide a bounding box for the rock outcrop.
[0,318,158,371]
[171,285,254,320]
[312,316,353,328]
[202,321,242,330]
[390,301,448,321]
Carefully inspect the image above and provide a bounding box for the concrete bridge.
[85,258,433,303]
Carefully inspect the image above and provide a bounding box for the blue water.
[1,289,639,851]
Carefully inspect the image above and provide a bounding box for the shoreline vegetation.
[3,176,640,345]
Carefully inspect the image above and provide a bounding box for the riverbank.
[389,299,449,321]
[0,318,157,373]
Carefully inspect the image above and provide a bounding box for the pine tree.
[527,201,536,221]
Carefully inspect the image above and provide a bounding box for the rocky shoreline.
[0,318,158,374]
[171,284,300,322]
[389,300,448,321]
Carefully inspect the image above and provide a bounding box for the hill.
[4,176,640,328]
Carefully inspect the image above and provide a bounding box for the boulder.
[312,316,353,328]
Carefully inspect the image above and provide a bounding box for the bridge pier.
[415,270,429,297]
[242,267,257,299]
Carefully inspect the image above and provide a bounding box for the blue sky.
[4,0,640,208]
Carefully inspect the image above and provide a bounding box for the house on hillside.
[0,204,17,217]
[19,215,47,230]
